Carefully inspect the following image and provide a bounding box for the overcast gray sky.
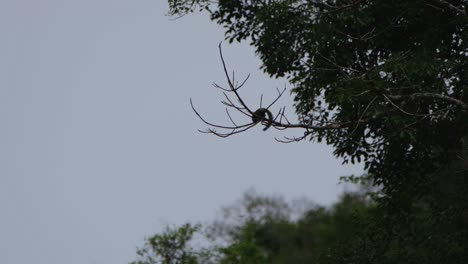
[0,1,363,263]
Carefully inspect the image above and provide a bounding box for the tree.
[172,0,467,196]
[131,223,208,264]
[210,187,374,264]
[165,0,468,262]
[131,187,375,264]
[131,171,468,263]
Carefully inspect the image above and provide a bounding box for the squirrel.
[252,108,273,131]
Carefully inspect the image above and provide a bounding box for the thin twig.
[349,96,378,136]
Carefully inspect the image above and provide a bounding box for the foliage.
[132,181,468,263]
[168,0,468,198]
[131,223,209,264]
[131,188,374,264]
[162,1,468,262]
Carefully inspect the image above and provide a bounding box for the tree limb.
[190,44,356,140]
[431,0,466,15]
[387,93,468,110]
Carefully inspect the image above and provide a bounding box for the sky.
[0,1,363,263]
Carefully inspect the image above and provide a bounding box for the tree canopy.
[171,0,467,197]
[131,187,375,264]
[132,1,468,263]
[132,177,467,263]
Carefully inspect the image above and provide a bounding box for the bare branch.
[237,74,251,90]
[383,94,430,117]
[430,0,466,15]
[225,108,238,127]
[266,87,287,110]
[387,93,468,110]
[218,43,253,114]
[190,44,371,141]
[349,96,378,136]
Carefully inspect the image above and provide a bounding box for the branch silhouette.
[190,43,356,142]
[190,44,467,142]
